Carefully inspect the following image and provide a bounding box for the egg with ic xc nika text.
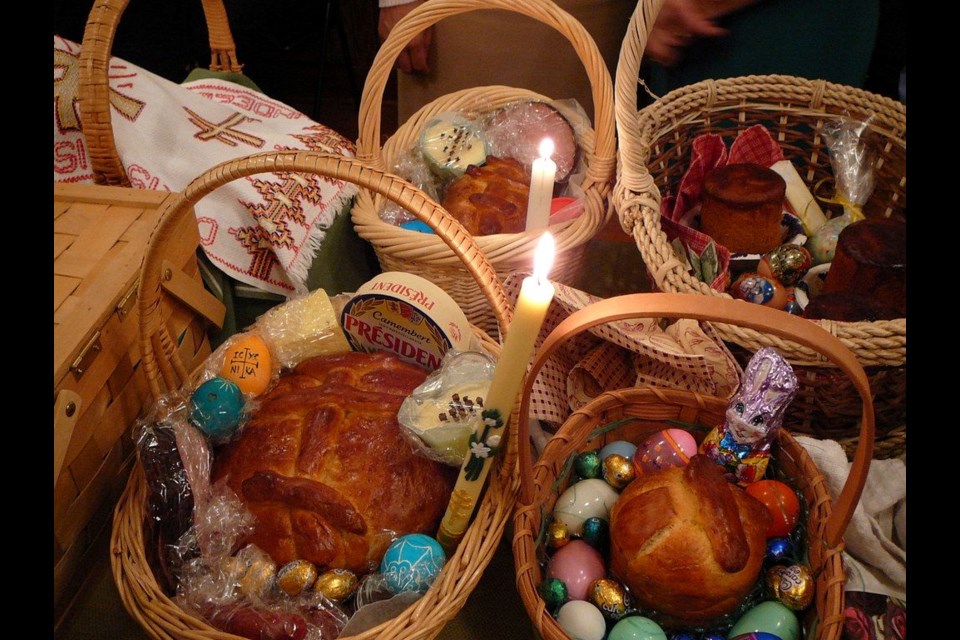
[219,333,273,395]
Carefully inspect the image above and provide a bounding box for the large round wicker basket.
[611,0,905,457]
[512,293,875,640]
[351,0,617,337]
[111,151,520,640]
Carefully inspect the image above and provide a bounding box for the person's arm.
[378,0,432,74]
[646,0,763,67]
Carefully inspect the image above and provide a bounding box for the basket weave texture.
[512,293,876,640]
[351,0,617,336]
[111,151,520,640]
[611,0,906,457]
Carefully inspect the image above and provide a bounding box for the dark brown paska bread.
[823,217,906,319]
[212,352,456,574]
[441,155,530,235]
[609,455,771,628]
[699,163,787,255]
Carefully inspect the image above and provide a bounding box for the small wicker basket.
[351,0,617,336]
[611,0,905,457]
[79,0,243,187]
[512,293,875,640]
[111,150,520,640]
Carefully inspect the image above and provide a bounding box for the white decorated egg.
[552,478,620,535]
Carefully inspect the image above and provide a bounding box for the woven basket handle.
[356,0,616,181]
[138,150,511,399]
[614,0,664,198]
[78,0,242,187]
[517,294,874,548]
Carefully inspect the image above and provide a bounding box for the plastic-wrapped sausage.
[202,603,309,640]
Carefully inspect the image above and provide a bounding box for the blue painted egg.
[190,377,245,439]
[380,533,446,594]
[728,601,799,640]
[599,440,638,463]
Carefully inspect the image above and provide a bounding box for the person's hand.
[378,1,432,74]
[646,0,728,67]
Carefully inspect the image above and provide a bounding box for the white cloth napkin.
[795,436,906,601]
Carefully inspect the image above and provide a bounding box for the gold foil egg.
[220,333,273,395]
[239,558,277,599]
[602,454,635,490]
[771,563,814,610]
[588,578,630,621]
[547,519,571,550]
[275,559,319,597]
[314,569,359,602]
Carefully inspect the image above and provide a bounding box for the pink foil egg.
[633,429,698,476]
[546,540,606,601]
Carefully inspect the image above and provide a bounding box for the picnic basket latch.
[70,331,102,380]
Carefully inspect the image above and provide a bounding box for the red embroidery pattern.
[107,64,146,123]
[183,107,266,148]
[228,225,280,281]
[185,82,304,120]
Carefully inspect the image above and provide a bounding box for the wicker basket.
[111,150,520,640]
[610,0,905,457]
[79,0,242,187]
[513,293,875,640]
[351,0,617,336]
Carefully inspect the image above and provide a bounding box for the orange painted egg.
[745,479,801,538]
[219,333,273,395]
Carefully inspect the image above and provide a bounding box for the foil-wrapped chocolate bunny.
[700,347,798,485]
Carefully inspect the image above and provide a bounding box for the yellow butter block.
[256,289,352,368]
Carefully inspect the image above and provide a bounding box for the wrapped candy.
[700,348,798,485]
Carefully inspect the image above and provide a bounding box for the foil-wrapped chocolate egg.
[314,569,358,602]
[547,519,571,550]
[276,559,319,597]
[539,577,569,610]
[770,564,814,610]
[575,451,602,480]
[759,244,812,287]
[239,558,277,599]
[588,578,631,621]
[602,453,636,489]
[581,517,609,553]
[766,536,795,564]
[730,273,789,310]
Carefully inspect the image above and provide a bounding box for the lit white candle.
[526,138,557,231]
[437,233,556,551]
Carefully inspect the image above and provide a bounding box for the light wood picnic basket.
[352,0,617,336]
[79,0,243,187]
[513,293,875,640]
[111,150,522,640]
[611,0,906,457]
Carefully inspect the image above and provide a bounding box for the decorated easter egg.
[759,244,812,287]
[539,577,569,610]
[314,569,358,602]
[546,540,606,601]
[728,601,800,640]
[769,564,814,610]
[730,273,789,310]
[275,559,318,597]
[745,480,801,538]
[581,517,609,552]
[219,333,273,395]
[575,451,602,479]
[633,429,697,476]
[552,479,620,535]
[556,600,606,640]
[600,440,638,463]
[603,453,636,489]
[765,537,796,564]
[547,519,571,550]
[729,634,784,640]
[190,377,245,439]
[380,533,446,594]
[589,578,631,620]
[607,615,668,640]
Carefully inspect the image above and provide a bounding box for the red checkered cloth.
[660,125,786,291]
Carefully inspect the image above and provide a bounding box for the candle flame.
[538,137,555,160]
[533,232,556,283]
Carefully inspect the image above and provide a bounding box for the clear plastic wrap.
[805,116,878,265]
[381,147,444,226]
[397,350,497,466]
[254,288,353,369]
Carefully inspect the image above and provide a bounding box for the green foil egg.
[575,451,602,479]
[538,577,568,610]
